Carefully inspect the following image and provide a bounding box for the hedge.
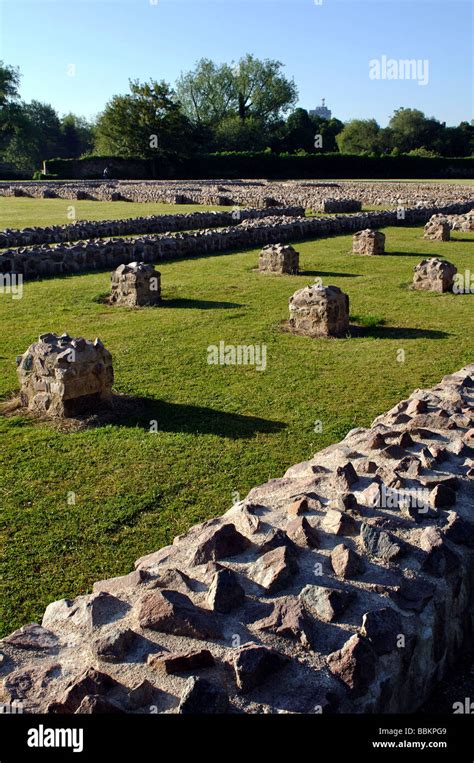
[43,152,474,181]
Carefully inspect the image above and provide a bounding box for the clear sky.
[1,0,472,126]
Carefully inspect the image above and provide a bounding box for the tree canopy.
[176,55,298,127]
[94,79,194,158]
[0,57,472,172]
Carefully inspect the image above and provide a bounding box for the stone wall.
[0,367,473,714]
[0,207,305,249]
[1,179,473,210]
[1,202,472,281]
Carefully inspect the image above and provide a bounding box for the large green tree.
[336,119,381,154]
[387,108,442,153]
[94,79,194,157]
[176,55,298,130]
[60,113,94,158]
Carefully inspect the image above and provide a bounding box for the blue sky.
[1,0,472,126]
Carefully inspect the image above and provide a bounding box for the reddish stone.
[328,634,377,697]
[136,589,223,639]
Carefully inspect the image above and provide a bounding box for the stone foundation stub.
[352,229,386,255]
[259,243,299,275]
[16,333,114,417]
[423,220,451,241]
[289,284,350,337]
[412,257,457,293]
[110,261,161,307]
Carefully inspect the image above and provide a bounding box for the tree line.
[1,56,472,172]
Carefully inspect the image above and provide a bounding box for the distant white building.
[309,98,332,121]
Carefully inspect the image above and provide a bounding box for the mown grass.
[0,198,395,232]
[0,198,235,231]
[0,217,473,636]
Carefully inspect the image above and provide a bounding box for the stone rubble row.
[1,367,473,713]
[2,179,473,210]
[1,202,472,281]
[0,207,304,249]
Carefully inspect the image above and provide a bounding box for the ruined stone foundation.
[16,333,113,417]
[352,229,386,255]
[1,367,473,714]
[258,243,299,275]
[288,284,350,338]
[110,262,161,307]
[413,258,457,293]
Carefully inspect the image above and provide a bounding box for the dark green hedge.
[44,152,474,180]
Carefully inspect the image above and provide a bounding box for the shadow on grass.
[112,395,287,438]
[353,325,449,340]
[300,270,360,278]
[1,393,286,438]
[92,294,244,310]
[164,297,244,310]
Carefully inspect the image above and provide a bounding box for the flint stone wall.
[1,202,473,282]
[314,198,362,214]
[1,367,473,714]
[16,333,113,417]
[0,207,305,249]
[2,179,472,212]
[426,210,474,233]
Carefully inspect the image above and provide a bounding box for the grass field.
[0,207,473,637]
[0,199,232,231]
[0,198,394,231]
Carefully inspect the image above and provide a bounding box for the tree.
[60,113,94,158]
[23,101,63,159]
[232,55,298,124]
[213,115,270,151]
[283,108,316,152]
[175,59,235,127]
[313,116,345,153]
[0,61,20,106]
[94,79,194,157]
[336,119,381,154]
[0,61,21,155]
[176,55,298,133]
[387,108,442,153]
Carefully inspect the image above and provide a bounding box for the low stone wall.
[0,207,305,249]
[314,198,362,213]
[1,179,473,210]
[1,367,473,713]
[1,202,472,280]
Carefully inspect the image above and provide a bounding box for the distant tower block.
[289,284,350,338]
[110,262,161,307]
[423,219,451,242]
[259,244,299,275]
[16,333,114,418]
[413,258,457,293]
[309,98,332,121]
[352,229,386,255]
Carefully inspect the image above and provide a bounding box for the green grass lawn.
[0,221,473,637]
[0,198,232,231]
[0,197,436,232]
